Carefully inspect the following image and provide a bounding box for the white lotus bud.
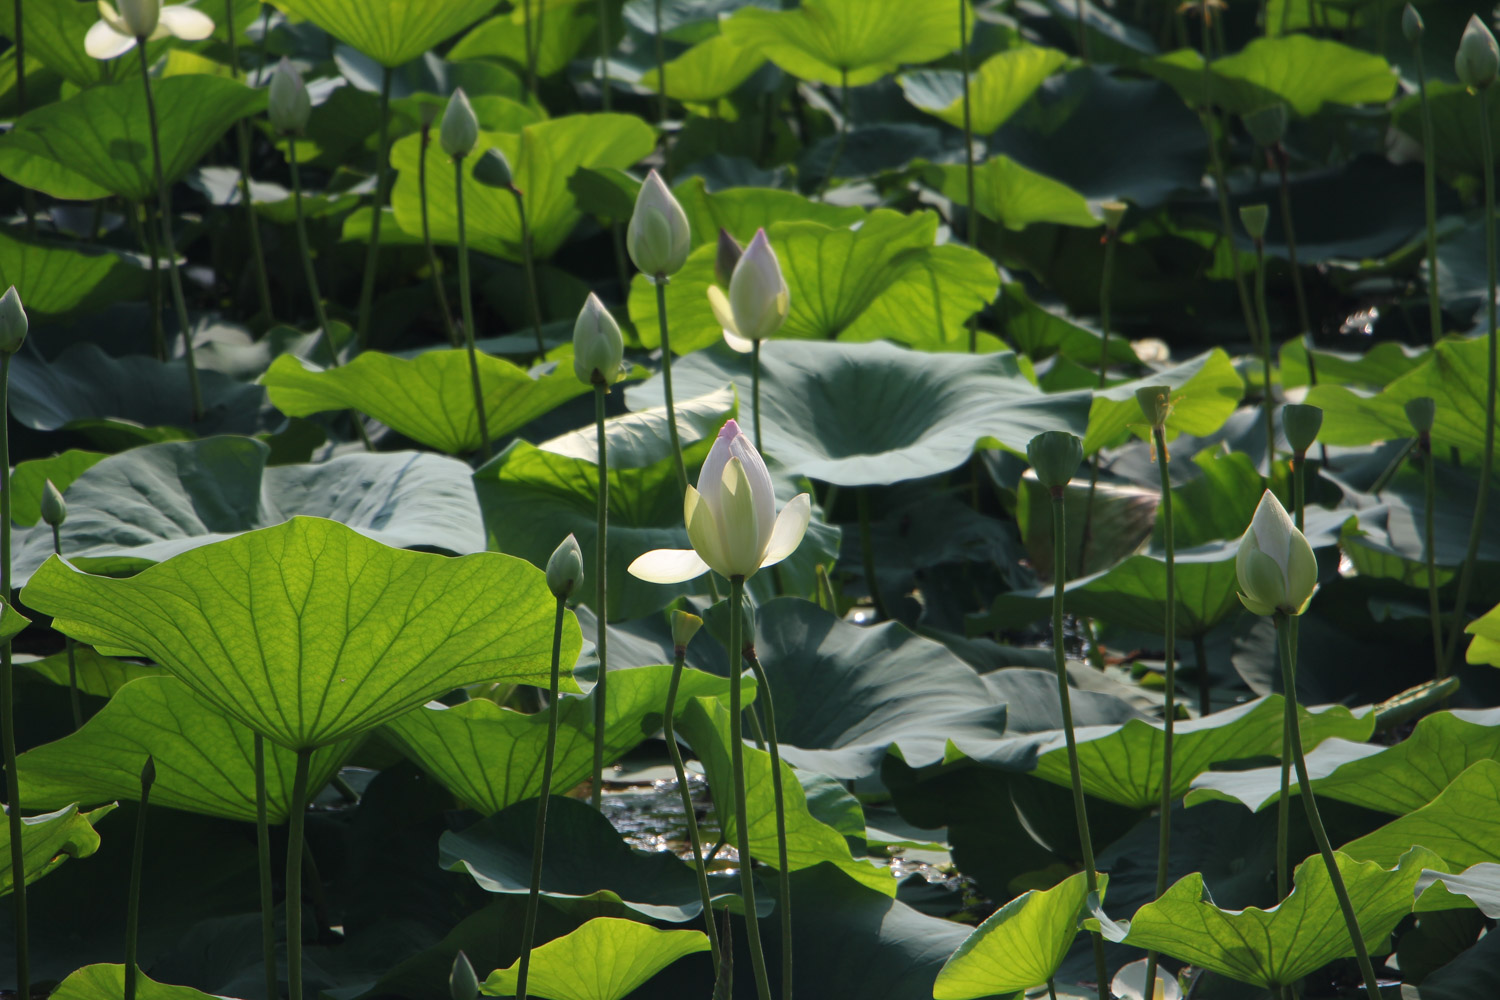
[626,170,691,278]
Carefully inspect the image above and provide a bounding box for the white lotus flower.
[86,0,214,60]
[1235,490,1318,617]
[707,229,789,354]
[628,419,810,583]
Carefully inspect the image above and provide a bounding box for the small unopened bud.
[1027,431,1084,492]
[40,480,66,528]
[1402,4,1423,43]
[449,950,479,1000]
[0,286,27,354]
[671,610,703,652]
[1405,396,1436,435]
[627,170,691,278]
[545,534,585,600]
[715,228,743,289]
[1282,403,1323,457]
[1457,14,1499,90]
[268,58,311,135]
[1240,204,1270,242]
[440,88,479,158]
[572,293,624,386]
[728,229,790,342]
[472,147,514,190]
[118,0,161,38]
[1100,201,1128,232]
[139,754,156,793]
[1135,385,1172,429]
[1242,103,1288,148]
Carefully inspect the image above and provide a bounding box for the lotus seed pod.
[0,286,27,354]
[440,88,479,158]
[1282,403,1323,456]
[472,147,514,190]
[1027,431,1084,491]
[1402,4,1423,43]
[1240,203,1270,242]
[117,0,161,37]
[572,293,625,386]
[1456,15,1499,90]
[449,951,479,1000]
[40,480,67,529]
[1135,385,1172,429]
[1406,396,1437,434]
[715,228,744,289]
[1236,490,1318,616]
[268,58,311,135]
[545,534,585,600]
[627,170,691,277]
[1242,103,1288,147]
[1100,201,1128,232]
[672,610,704,651]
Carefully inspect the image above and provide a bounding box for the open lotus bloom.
[86,0,214,59]
[629,419,810,583]
[707,229,790,354]
[1236,490,1318,617]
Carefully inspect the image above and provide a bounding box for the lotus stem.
[1274,147,1320,397]
[510,187,547,359]
[1048,489,1108,1000]
[48,525,82,730]
[1193,632,1210,716]
[1078,220,1121,573]
[1422,431,1444,676]
[727,576,773,1000]
[1201,109,1260,347]
[664,645,721,965]
[454,157,493,461]
[124,758,154,1000]
[225,0,273,325]
[254,735,277,1000]
[138,43,204,420]
[751,340,764,452]
[288,141,338,368]
[521,0,538,100]
[1414,42,1440,340]
[653,278,689,495]
[653,0,668,136]
[596,0,611,110]
[355,66,392,350]
[1275,614,1383,1000]
[589,384,610,810]
[515,595,567,1000]
[745,649,791,1000]
[125,201,166,360]
[285,749,311,1000]
[419,123,460,347]
[0,354,28,1000]
[1142,424,1177,1000]
[857,489,889,622]
[1442,84,1498,673]
[818,68,851,200]
[960,0,978,356]
[1076,0,1088,60]
[1251,234,1277,475]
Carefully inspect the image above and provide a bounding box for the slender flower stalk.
[1200,108,1259,346]
[629,171,693,491]
[727,577,774,1000]
[126,200,166,360]
[516,191,546,358]
[286,750,312,1000]
[442,90,492,462]
[1242,204,1277,475]
[0,290,29,1000]
[1405,399,1443,674]
[254,735,277,1000]
[960,0,978,355]
[420,114,461,347]
[1078,202,1128,574]
[744,645,791,1000]
[40,482,81,729]
[1076,0,1088,62]
[521,0,538,100]
[124,758,155,1000]
[354,66,393,350]
[1405,6,1441,340]
[1280,404,1322,895]
[224,0,273,324]
[596,0,611,110]
[1192,633,1210,716]
[653,0,668,139]
[285,133,336,367]
[14,0,33,233]
[664,612,720,965]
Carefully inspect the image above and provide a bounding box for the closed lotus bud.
[1236,490,1318,616]
[627,170,691,277]
[440,88,479,158]
[1402,4,1423,43]
[117,0,161,38]
[572,293,624,386]
[546,534,585,600]
[715,228,743,289]
[1282,403,1323,457]
[40,480,66,528]
[1240,204,1270,242]
[1135,385,1172,429]
[728,229,790,342]
[268,58,311,135]
[1406,396,1437,434]
[1027,431,1084,492]
[0,286,27,354]
[1100,201,1128,232]
[449,950,479,1000]
[1242,103,1288,147]
[1457,14,1499,90]
[472,147,514,190]
[671,610,703,651]
[139,754,156,793]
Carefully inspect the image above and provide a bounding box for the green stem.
[14,0,32,234]
[1193,632,1210,717]
[817,68,851,200]
[420,124,460,347]
[745,651,791,1000]
[1415,45,1441,341]
[1276,696,1291,899]
[653,0,668,133]
[664,646,721,965]
[726,577,773,1000]
[751,340,763,452]
[1201,109,1260,347]
[590,384,610,810]
[1275,615,1383,1000]
[285,750,311,1000]
[596,0,611,110]
[654,278,689,495]
[454,157,493,462]
[1442,84,1498,672]
[1049,491,1108,1000]
[1142,425,1177,998]
[355,66,392,350]
[1077,226,1120,572]
[139,42,203,420]
[960,0,978,349]
[1275,149,1317,389]
[521,0,537,101]
[225,0,273,325]
[1423,436,1444,677]
[124,761,153,1000]
[288,141,338,369]
[515,597,567,1000]
[254,734,277,1000]
[0,353,27,1000]
[511,188,547,359]
[1252,238,1277,475]
[49,526,81,730]
[857,489,889,622]
[126,201,166,360]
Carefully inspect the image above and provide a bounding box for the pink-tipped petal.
[759,493,811,568]
[627,548,711,584]
[727,430,775,551]
[696,420,739,512]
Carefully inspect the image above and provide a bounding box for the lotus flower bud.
[627,170,691,278]
[1100,201,1128,233]
[1406,397,1436,435]
[449,951,479,1000]
[117,0,161,37]
[1242,103,1288,148]
[472,147,514,190]
[1402,4,1423,43]
[40,480,67,528]
[715,228,744,289]
[1236,490,1318,616]
[1027,431,1084,492]
[546,534,585,600]
[572,293,624,386]
[440,88,479,158]
[1281,403,1323,457]
[1135,385,1172,429]
[671,610,703,652]
[268,58,311,135]
[0,286,27,354]
[728,229,790,342]
[1240,204,1270,242]
[140,754,156,792]
[1457,15,1499,90]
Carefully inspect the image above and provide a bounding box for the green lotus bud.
[726,229,790,342]
[1027,431,1084,491]
[627,169,691,278]
[1236,490,1318,616]
[0,286,27,354]
[40,480,66,528]
[472,147,514,190]
[449,950,479,1000]
[671,610,703,651]
[268,58,311,135]
[1240,203,1270,242]
[1281,403,1323,456]
[140,754,156,793]
[1406,396,1436,434]
[1100,201,1128,232]
[546,534,585,600]
[1457,14,1499,90]
[715,228,743,290]
[440,88,479,159]
[118,0,161,38]
[1402,4,1423,43]
[1135,385,1172,429]
[1242,103,1288,147]
[572,292,624,386]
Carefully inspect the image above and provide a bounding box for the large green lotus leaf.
[51,965,226,1000]
[389,114,655,262]
[1187,707,1500,816]
[996,281,1139,367]
[16,675,353,823]
[1097,847,1440,988]
[19,646,165,699]
[272,0,500,67]
[923,157,1099,231]
[933,870,1099,999]
[1341,462,1500,589]
[10,437,487,585]
[537,386,735,469]
[260,350,590,455]
[481,918,708,1000]
[1341,761,1500,869]
[1470,603,1500,667]
[0,233,147,317]
[745,599,1008,781]
[626,340,1091,486]
[670,179,867,252]
[1416,864,1500,919]
[629,210,998,354]
[441,796,752,923]
[1016,474,1156,581]
[0,803,113,898]
[0,75,263,201]
[1279,339,1429,390]
[9,449,105,528]
[449,2,599,80]
[385,665,738,815]
[1392,80,1499,177]
[0,0,122,88]
[473,437,840,619]
[1211,36,1396,116]
[640,31,764,102]
[721,0,962,87]
[677,695,894,895]
[1155,450,1262,549]
[900,47,1068,135]
[1082,349,1243,454]
[22,516,578,751]
[1028,695,1373,810]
